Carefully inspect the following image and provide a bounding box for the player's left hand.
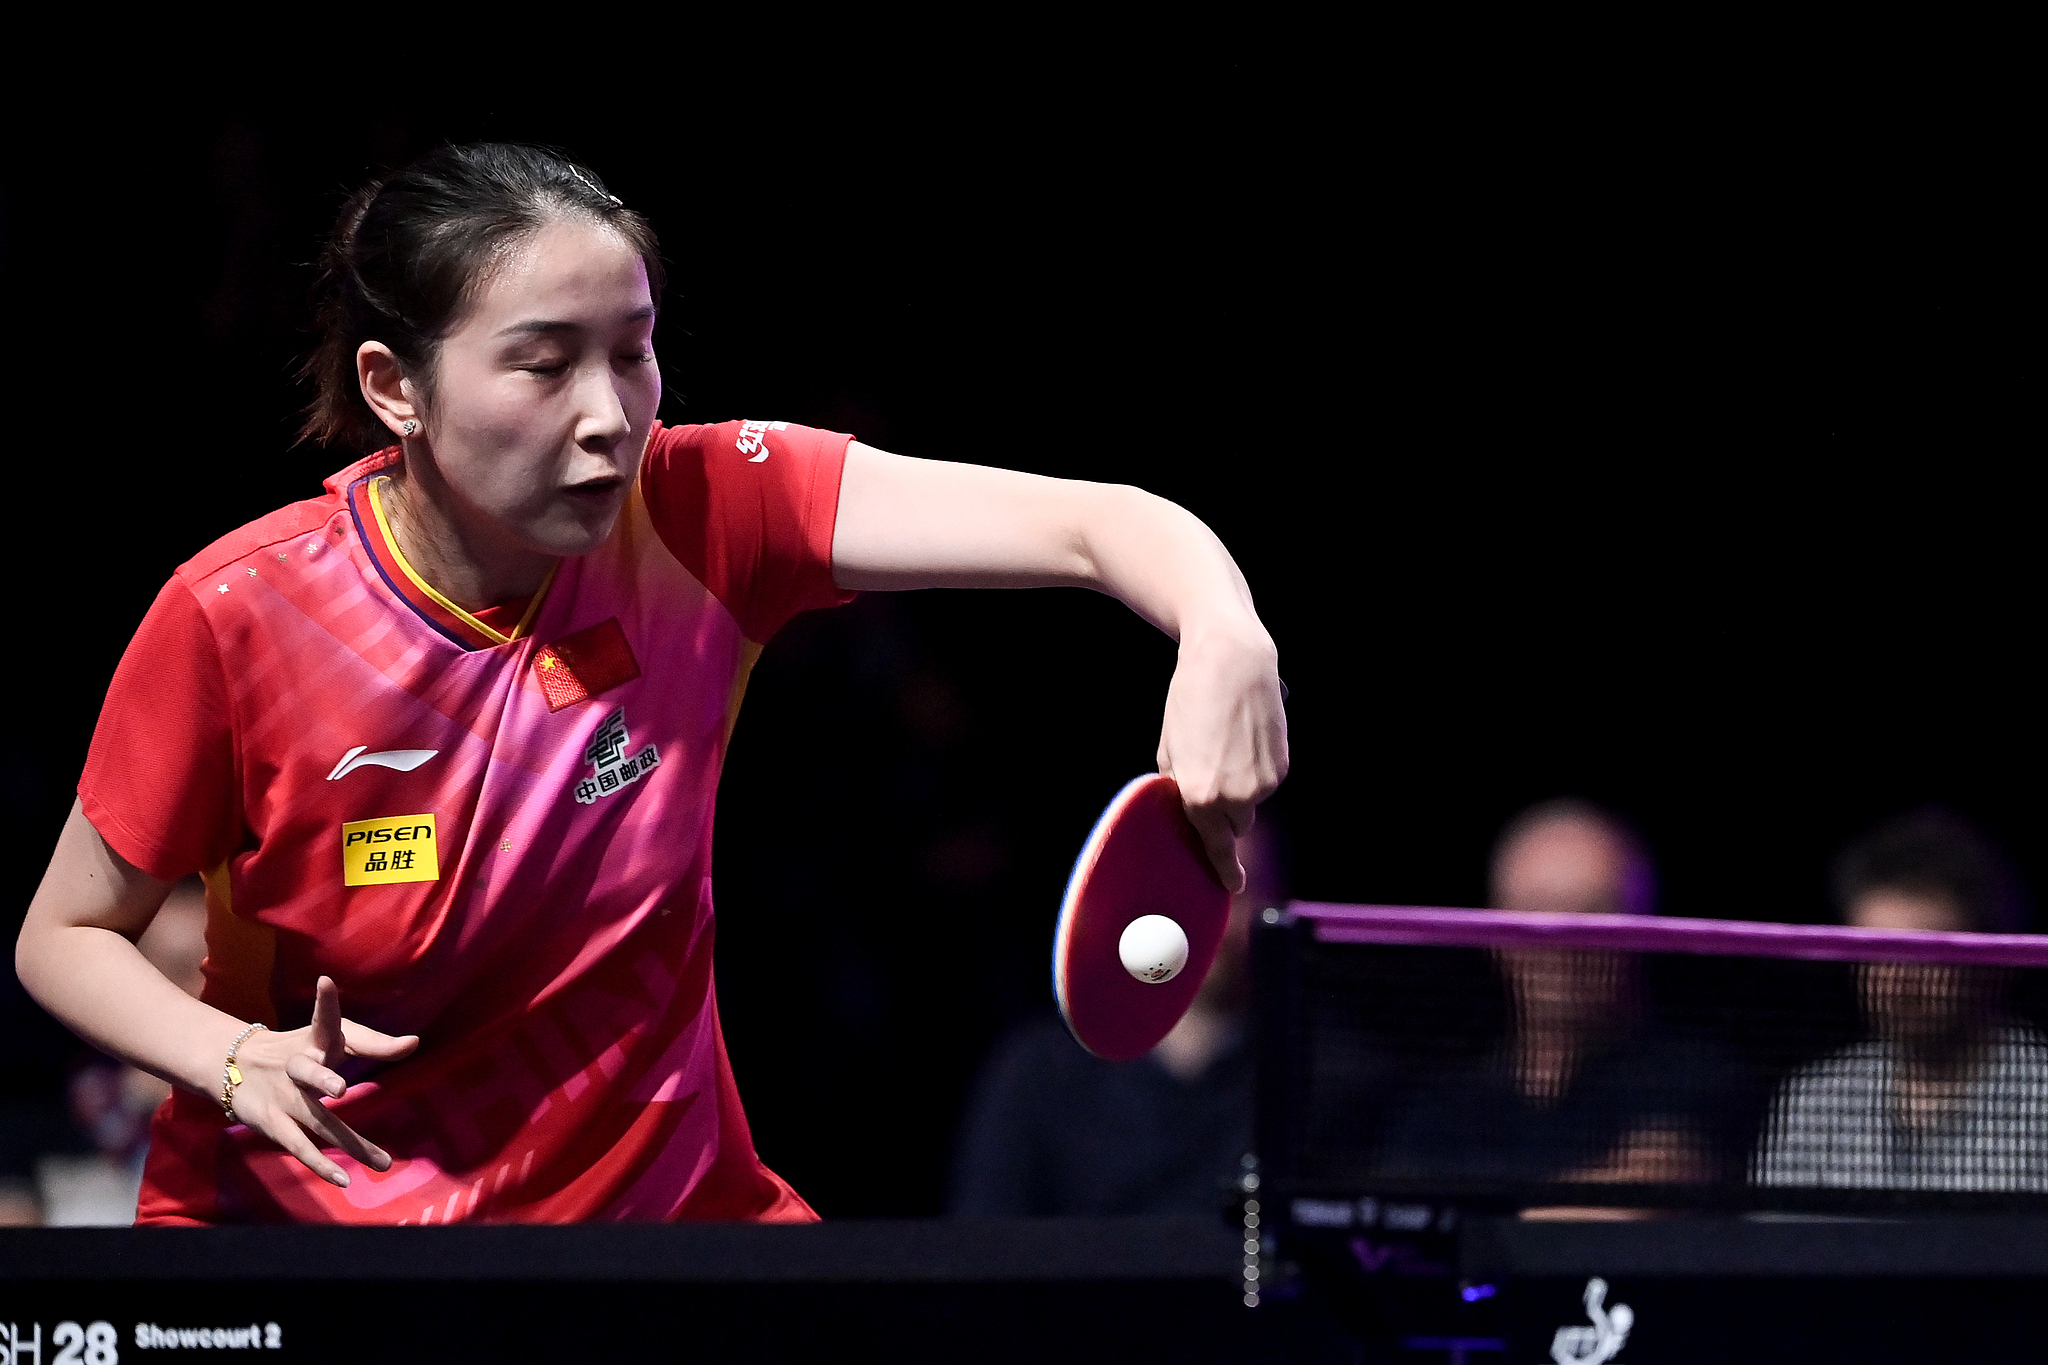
[1157,620,1288,891]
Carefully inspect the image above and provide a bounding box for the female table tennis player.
[12,144,1287,1224]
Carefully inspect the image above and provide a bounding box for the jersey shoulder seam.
[174,494,343,584]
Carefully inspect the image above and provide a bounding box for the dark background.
[1,64,2032,1216]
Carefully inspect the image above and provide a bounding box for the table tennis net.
[1259,905,2048,1212]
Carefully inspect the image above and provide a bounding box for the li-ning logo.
[735,419,789,463]
[575,707,661,804]
[1551,1277,1633,1364]
[328,746,439,781]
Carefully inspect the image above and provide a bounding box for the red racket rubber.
[1054,774,1232,1061]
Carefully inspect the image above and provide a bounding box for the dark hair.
[1833,808,2031,934]
[301,143,664,451]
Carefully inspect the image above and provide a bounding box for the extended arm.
[16,802,416,1185]
[832,443,1288,887]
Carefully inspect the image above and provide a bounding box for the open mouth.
[562,477,624,500]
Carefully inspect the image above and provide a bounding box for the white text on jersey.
[735,420,790,463]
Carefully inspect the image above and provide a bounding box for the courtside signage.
[341,814,440,886]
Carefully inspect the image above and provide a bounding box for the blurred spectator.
[947,826,1285,1216]
[0,1181,35,1227]
[1377,800,1756,1189]
[32,877,206,1225]
[1753,809,2048,1190]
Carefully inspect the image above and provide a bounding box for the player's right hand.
[223,975,419,1186]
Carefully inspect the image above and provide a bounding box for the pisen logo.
[576,707,661,804]
[342,814,440,886]
[735,419,789,462]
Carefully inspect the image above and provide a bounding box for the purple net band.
[1290,903,2048,967]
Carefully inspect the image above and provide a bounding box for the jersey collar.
[346,473,555,650]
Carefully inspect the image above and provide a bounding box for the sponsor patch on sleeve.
[342,813,440,886]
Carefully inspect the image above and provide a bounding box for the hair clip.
[570,167,623,208]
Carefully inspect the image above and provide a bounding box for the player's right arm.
[16,802,416,1188]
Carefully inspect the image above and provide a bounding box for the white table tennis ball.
[1119,914,1190,984]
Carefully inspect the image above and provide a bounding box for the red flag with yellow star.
[533,618,641,712]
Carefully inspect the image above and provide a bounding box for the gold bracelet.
[219,1023,267,1123]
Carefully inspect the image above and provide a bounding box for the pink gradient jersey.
[81,420,853,1225]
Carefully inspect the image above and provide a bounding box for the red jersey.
[81,420,853,1224]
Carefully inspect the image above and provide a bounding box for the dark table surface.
[6,1212,2047,1280]
[1462,1213,2048,1277]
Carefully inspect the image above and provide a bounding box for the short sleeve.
[79,578,242,880]
[639,420,857,643]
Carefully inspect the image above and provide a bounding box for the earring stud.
[401,419,419,437]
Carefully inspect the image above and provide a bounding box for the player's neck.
[380,461,556,611]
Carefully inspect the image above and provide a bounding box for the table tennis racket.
[1054,774,1232,1062]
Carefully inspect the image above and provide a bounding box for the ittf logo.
[341,813,440,886]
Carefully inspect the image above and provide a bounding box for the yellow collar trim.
[368,476,556,646]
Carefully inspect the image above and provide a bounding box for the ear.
[357,342,421,439]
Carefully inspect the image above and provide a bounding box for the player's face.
[422,217,661,557]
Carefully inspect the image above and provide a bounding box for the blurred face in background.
[1494,815,1642,918]
[1492,813,1645,1035]
[1851,887,2002,1051]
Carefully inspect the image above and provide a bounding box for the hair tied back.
[299,143,662,452]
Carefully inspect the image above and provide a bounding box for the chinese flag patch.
[533,618,641,712]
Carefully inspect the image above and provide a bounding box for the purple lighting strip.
[1289,903,2048,968]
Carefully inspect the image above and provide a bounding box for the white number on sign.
[50,1320,117,1365]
